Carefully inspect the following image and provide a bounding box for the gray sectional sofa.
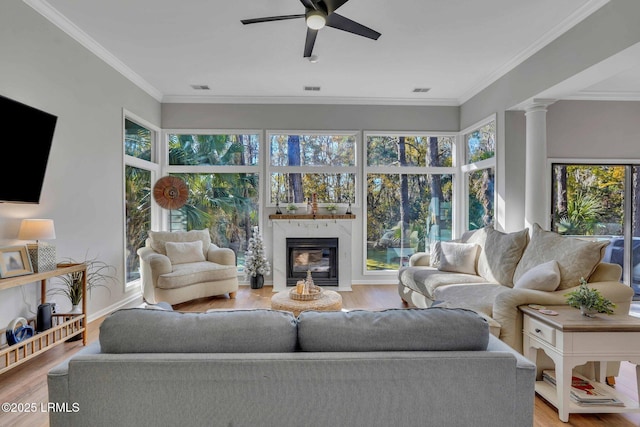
[48,307,535,427]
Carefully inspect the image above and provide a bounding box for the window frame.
[459,115,497,233]
[266,130,360,208]
[549,158,640,290]
[123,110,161,291]
[363,131,458,276]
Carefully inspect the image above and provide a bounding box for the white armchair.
[137,229,238,305]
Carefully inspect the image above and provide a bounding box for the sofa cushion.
[156,261,237,289]
[99,308,297,353]
[438,242,479,275]
[463,226,529,286]
[513,260,560,291]
[148,229,211,257]
[297,308,489,352]
[165,240,206,265]
[513,223,608,290]
[398,266,491,299]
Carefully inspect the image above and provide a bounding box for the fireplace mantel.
[269,214,355,220]
[270,219,353,292]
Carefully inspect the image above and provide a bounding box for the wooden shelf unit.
[0,263,87,375]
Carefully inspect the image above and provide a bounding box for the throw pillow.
[437,241,479,275]
[513,223,609,290]
[165,240,206,265]
[463,226,529,286]
[429,241,442,267]
[513,260,561,291]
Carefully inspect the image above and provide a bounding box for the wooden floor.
[1,285,639,426]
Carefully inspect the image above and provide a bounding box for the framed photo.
[0,245,34,278]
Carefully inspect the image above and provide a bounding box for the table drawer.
[524,315,556,346]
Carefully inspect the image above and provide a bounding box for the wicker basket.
[289,285,323,301]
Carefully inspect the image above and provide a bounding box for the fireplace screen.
[286,238,338,286]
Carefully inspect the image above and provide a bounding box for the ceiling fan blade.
[326,13,381,40]
[241,14,305,25]
[321,0,350,14]
[304,28,319,57]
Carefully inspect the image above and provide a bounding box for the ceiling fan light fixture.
[306,10,326,30]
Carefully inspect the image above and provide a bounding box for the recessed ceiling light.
[412,87,430,93]
[304,86,321,92]
[191,84,210,90]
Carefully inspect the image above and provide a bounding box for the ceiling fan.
[241,0,381,58]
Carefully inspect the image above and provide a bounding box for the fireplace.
[286,238,338,286]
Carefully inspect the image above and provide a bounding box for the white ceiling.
[28,0,639,105]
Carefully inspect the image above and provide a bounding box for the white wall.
[163,103,460,285]
[460,1,640,232]
[0,1,160,330]
[547,100,640,159]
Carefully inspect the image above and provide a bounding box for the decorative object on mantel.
[326,203,338,214]
[345,201,352,215]
[244,226,270,289]
[311,193,318,215]
[153,176,189,210]
[286,203,298,213]
[275,199,282,214]
[0,245,34,278]
[18,218,56,272]
[565,278,616,317]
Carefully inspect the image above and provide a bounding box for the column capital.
[523,98,556,114]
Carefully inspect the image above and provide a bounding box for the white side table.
[521,305,640,422]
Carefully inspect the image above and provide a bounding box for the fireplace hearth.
[286,238,338,286]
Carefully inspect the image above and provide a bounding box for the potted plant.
[50,254,116,313]
[565,278,616,317]
[286,203,298,213]
[326,203,338,214]
[244,226,270,289]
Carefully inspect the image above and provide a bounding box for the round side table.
[270,289,342,317]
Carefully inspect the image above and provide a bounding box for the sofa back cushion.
[100,308,298,353]
[462,226,529,286]
[148,229,211,257]
[297,308,489,352]
[513,223,608,290]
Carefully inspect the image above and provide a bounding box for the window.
[166,132,261,271]
[365,133,455,271]
[551,163,639,298]
[124,115,159,287]
[268,132,357,205]
[462,118,496,230]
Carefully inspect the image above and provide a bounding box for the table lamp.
[18,219,56,272]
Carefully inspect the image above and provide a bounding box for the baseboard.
[87,293,143,323]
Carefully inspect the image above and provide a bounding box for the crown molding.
[161,94,460,107]
[561,91,640,101]
[458,0,610,105]
[24,0,163,102]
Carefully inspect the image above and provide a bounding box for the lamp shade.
[18,219,56,241]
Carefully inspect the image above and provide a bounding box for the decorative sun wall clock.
[153,176,189,210]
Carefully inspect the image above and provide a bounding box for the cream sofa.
[137,229,238,305]
[398,224,634,354]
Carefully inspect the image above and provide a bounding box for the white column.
[524,100,555,231]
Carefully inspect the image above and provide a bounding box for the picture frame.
[0,245,34,278]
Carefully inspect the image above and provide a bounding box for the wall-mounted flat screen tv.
[0,94,57,203]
